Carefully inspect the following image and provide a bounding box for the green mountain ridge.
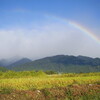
[8,55,100,73]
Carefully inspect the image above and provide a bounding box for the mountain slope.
[0,59,8,66]
[0,57,22,66]
[10,55,100,73]
[7,58,32,68]
[0,67,7,72]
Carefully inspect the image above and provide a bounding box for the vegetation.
[0,67,7,72]
[0,85,100,100]
[0,70,47,78]
[0,71,100,99]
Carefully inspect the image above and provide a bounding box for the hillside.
[7,58,32,68]
[0,59,8,66]
[0,67,7,72]
[8,55,100,73]
[0,57,22,66]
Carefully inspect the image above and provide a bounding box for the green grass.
[0,72,100,100]
[0,75,100,90]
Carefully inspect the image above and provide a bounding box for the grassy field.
[0,71,100,100]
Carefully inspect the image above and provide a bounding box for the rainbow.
[68,21,100,44]
[45,15,100,44]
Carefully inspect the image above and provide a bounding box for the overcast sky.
[0,0,100,59]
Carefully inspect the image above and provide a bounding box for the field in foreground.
[0,71,100,100]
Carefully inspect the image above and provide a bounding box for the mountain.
[7,58,32,68]
[0,59,14,66]
[0,56,22,66]
[9,55,100,73]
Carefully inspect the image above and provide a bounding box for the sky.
[0,0,100,60]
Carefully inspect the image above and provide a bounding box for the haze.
[0,0,100,60]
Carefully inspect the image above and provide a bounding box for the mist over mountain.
[0,0,100,73]
[0,56,22,66]
[0,57,32,67]
[0,59,16,67]
[7,58,32,68]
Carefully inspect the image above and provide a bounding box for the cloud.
[0,22,100,60]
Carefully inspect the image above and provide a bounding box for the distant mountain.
[0,56,22,66]
[7,58,32,68]
[9,55,100,73]
[0,59,10,66]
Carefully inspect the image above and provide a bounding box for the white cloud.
[0,22,100,59]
